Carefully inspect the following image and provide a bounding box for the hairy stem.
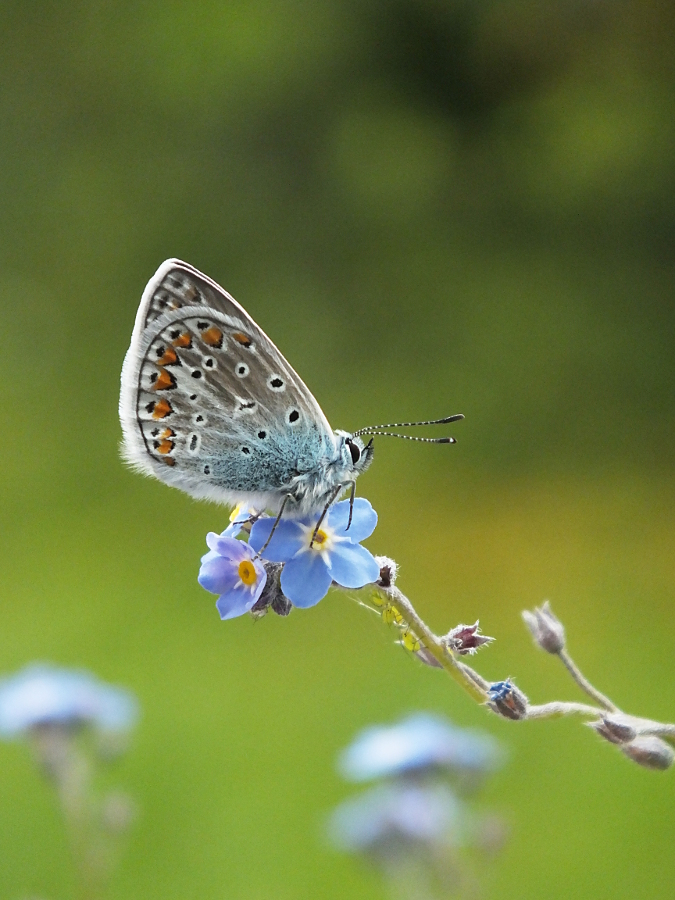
[556,650,617,712]
[526,701,606,720]
[376,586,489,704]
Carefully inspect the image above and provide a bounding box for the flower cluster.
[0,663,138,739]
[0,664,138,897]
[329,713,506,895]
[199,498,380,620]
[339,712,502,781]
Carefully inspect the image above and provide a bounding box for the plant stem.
[526,701,605,720]
[556,650,617,712]
[377,586,489,704]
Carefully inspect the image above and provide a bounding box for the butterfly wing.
[120,259,337,510]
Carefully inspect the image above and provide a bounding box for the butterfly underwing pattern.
[119,259,374,516]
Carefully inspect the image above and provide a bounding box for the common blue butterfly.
[119,260,461,519]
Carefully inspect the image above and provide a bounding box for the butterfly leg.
[310,483,345,548]
[257,494,295,556]
[346,481,356,531]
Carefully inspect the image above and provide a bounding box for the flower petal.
[328,541,380,588]
[198,556,238,595]
[215,581,264,620]
[250,517,305,562]
[280,553,332,608]
[328,498,378,543]
[207,534,251,562]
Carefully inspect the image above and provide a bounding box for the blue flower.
[0,664,138,739]
[221,503,256,539]
[199,533,267,619]
[249,498,380,608]
[329,782,460,851]
[339,713,502,780]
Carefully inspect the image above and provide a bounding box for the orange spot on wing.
[156,347,178,366]
[156,438,174,455]
[172,332,192,349]
[201,326,223,347]
[152,368,176,391]
[160,428,175,439]
[164,457,176,466]
[152,399,173,419]
[232,332,252,347]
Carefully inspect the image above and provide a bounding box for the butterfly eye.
[346,438,361,465]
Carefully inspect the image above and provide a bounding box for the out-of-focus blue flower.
[329,782,460,851]
[0,664,138,738]
[249,498,379,608]
[199,534,267,619]
[339,713,502,781]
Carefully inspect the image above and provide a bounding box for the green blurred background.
[1,0,675,896]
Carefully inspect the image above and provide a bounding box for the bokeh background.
[1,1,675,897]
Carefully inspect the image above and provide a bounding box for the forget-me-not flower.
[249,498,380,608]
[329,782,460,851]
[221,503,256,539]
[199,533,267,619]
[0,664,138,739]
[339,713,502,781]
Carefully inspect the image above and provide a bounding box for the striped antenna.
[356,431,456,443]
[354,413,464,437]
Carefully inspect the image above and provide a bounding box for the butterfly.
[119,259,462,523]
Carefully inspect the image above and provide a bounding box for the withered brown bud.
[250,562,289,618]
[443,621,494,656]
[486,680,528,721]
[522,601,565,654]
[374,556,398,590]
[621,735,674,771]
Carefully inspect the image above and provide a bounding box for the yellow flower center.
[313,529,329,546]
[300,521,337,554]
[238,559,257,586]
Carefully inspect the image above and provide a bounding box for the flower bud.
[443,622,494,656]
[588,716,637,745]
[621,735,674,771]
[486,680,528,721]
[522,601,565,654]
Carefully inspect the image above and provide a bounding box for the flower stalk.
[362,563,675,771]
[373,583,489,705]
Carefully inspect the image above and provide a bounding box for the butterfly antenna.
[356,431,457,443]
[354,414,464,439]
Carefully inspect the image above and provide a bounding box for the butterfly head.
[335,431,375,476]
